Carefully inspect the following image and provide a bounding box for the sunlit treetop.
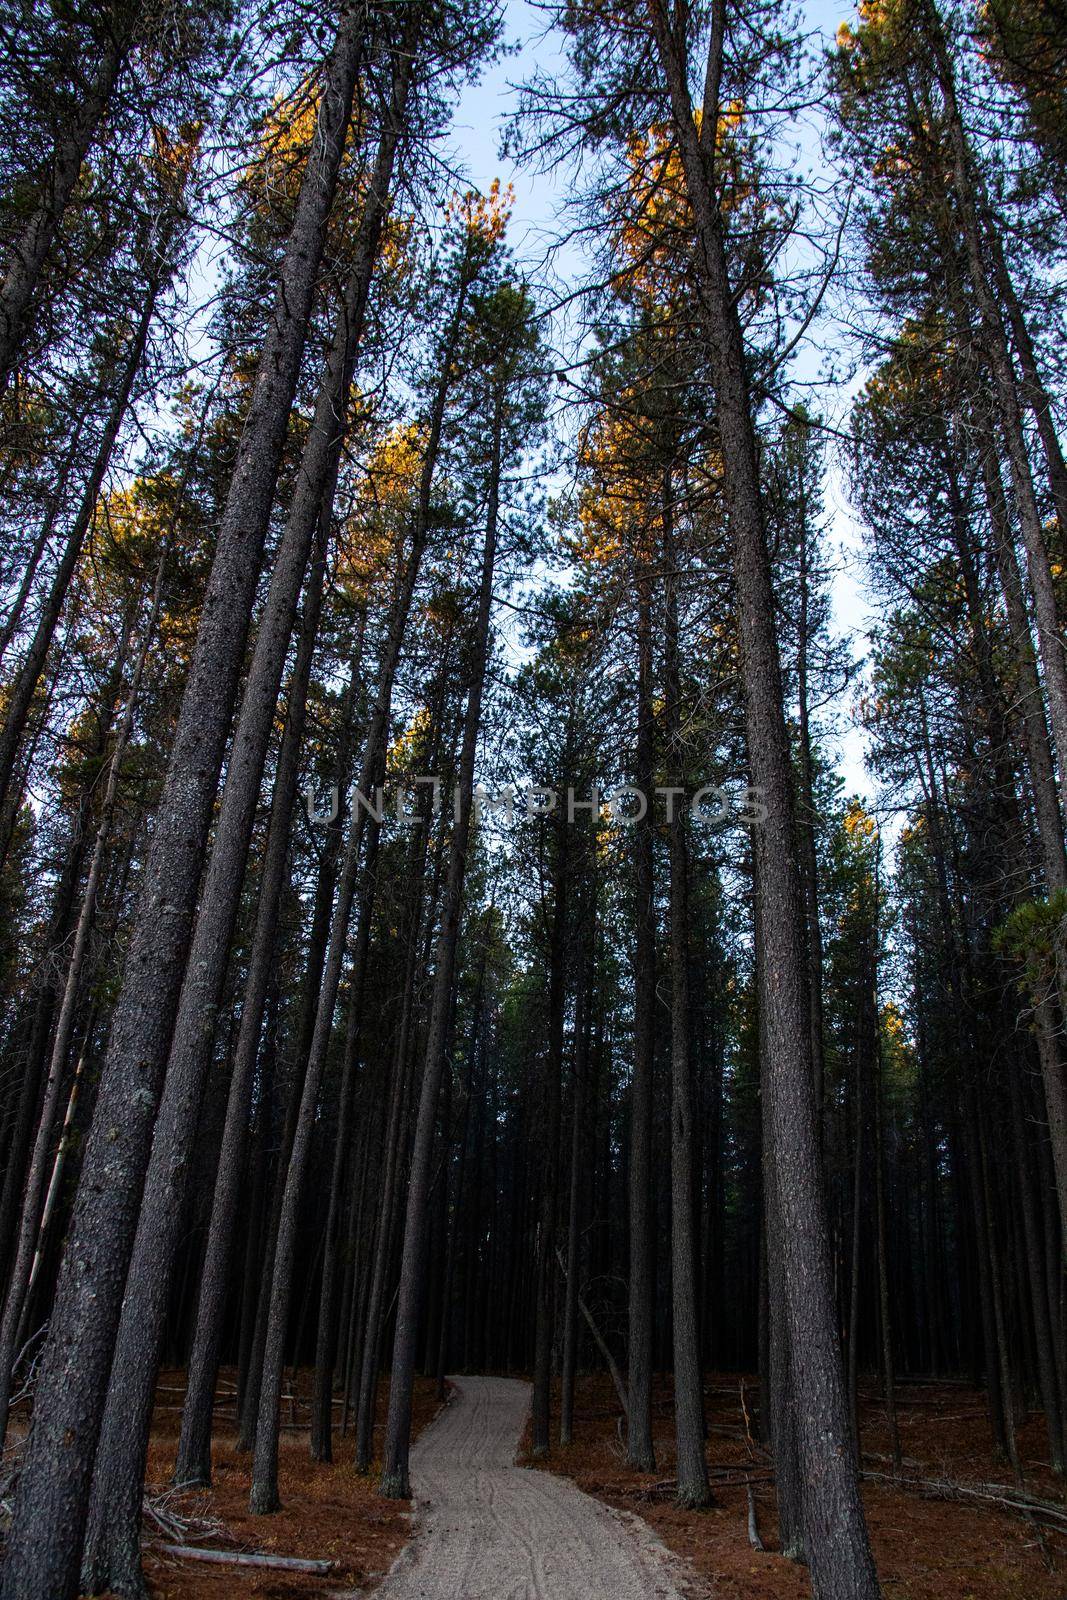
[446,177,516,253]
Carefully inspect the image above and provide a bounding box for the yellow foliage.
[844,798,877,840]
[446,178,515,249]
[389,705,433,773]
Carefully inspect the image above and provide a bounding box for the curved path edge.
[353,1375,706,1600]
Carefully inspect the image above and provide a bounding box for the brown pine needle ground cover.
[527,1374,1067,1600]
[120,1369,444,1600]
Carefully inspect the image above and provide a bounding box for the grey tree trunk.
[531,814,568,1460]
[172,542,331,1489]
[796,490,827,1125]
[309,813,383,1461]
[0,267,164,840]
[79,68,410,1596]
[662,475,711,1510]
[379,387,504,1498]
[0,5,135,388]
[645,6,880,1592]
[925,2,1067,801]
[0,547,167,1452]
[247,262,469,1512]
[560,905,594,1447]
[626,569,657,1471]
[0,12,367,1594]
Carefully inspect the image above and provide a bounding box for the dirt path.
[372,1376,701,1600]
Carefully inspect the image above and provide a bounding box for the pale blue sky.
[444,0,876,800]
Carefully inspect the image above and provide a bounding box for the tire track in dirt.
[370,1375,703,1600]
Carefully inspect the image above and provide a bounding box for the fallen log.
[157,1545,338,1575]
[860,1471,1067,1535]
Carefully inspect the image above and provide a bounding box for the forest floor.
[131,1368,446,1600]
[0,1368,445,1600]
[526,1373,1067,1600]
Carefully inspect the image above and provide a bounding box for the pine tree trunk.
[0,12,367,1593]
[848,1034,866,1450]
[873,992,900,1474]
[1009,1062,1066,1472]
[236,651,364,1453]
[662,473,710,1510]
[0,550,165,1450]
[310,816,383,1461]
[247,254,470,1511]
[530,813,568,1460]
[174,551,333,1488]
[0,271,163,838]
[379,388,504,1498]
[80,77,410,1591]
[355,954,422,1471]
[0,4,135,388]
[985,219,1067,543]
[926,1,1067,798]
[627,567,657,1471]
[644,9,880,1591]
[797,502,827,1125]
[560,905,594,1447]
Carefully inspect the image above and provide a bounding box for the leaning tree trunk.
[378,387,504,1499]
[984,218,1067,545]
[978,432,1067,1249]
[235,653,363,1452]
[0,3,137,389]
[645,6,881,1592]
[0,264,165,842]
[79,75,410,1598]
[249,233,477,1515]
[925,1,1067,803]
[0,545,167,1452]
[0,12,367,1595]
[173,542,334,1489]
[309,814,383,1462]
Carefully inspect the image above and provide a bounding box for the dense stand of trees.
[0,1,1065,1597]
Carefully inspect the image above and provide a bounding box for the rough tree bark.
[79,64,412,1598]
[644,5,881,1591]
[172,548,335,1488]
[0,11,367,1594]
[0,545,167,1451]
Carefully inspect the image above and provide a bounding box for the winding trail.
[373,1375,701,1600]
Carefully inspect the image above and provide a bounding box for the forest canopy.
[0,2,1065,1598]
